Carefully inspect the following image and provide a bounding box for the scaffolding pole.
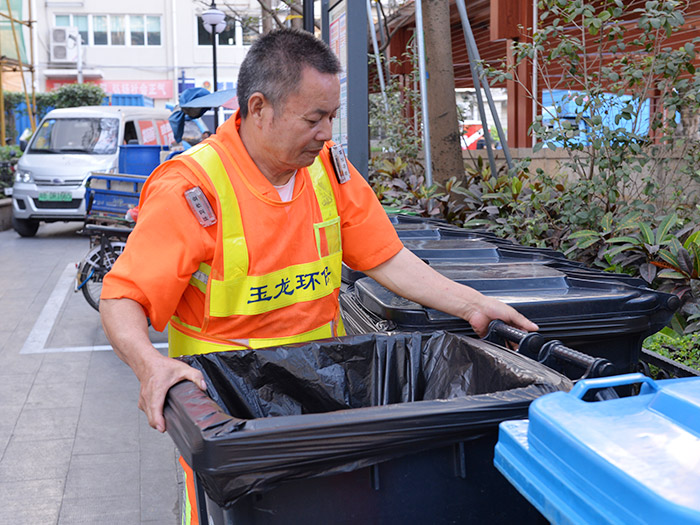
[367,0,388,112]
[456,0,514,173]
[5,0,34,131]
[414,0,432,186]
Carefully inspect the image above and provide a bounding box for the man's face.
[261,67,340,173]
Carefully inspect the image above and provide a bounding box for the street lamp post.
[201,1,226,129]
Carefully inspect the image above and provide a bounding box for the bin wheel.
[77,241,126,311]
[12,216,39,237]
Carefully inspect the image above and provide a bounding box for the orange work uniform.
[101,111,403,345]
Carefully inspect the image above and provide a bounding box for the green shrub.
[52,83,105,108]
[644,329,700,371]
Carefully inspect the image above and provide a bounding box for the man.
[101,28,535,437]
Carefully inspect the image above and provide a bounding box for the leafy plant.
[644,329,700,371]
[569,213,679,280]
[652,231,700,333]
[459,159,579,249]
[2,85,103,143]
[483,0,700,258]
[53,83,106,109]
[0,144,20,190]
[2,91,56,143]
[369,50,423,165]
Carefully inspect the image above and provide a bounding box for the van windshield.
[29,117,120,154]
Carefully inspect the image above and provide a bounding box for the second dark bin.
[340,263,679,378]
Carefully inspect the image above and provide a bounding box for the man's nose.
[316,117,333,142]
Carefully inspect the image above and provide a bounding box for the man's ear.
[247,92,268,124]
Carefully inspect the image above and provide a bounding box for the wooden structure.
[380,0,700,149]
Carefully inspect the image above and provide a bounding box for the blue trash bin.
[118,144,166,175]
[495,373,700,524]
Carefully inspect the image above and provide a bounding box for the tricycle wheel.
[77,241,126,311]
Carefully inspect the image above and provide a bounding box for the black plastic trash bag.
[164,331,571,508]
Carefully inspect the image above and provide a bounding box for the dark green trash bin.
[164,331,571,524]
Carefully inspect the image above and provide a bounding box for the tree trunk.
[422,0,464,185]
[288,0,303,29]
[260,0,273,34]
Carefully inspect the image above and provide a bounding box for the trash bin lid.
[353,263,676,329]
[424,260,644,287]
[495,374,700,525]
[402,238,541,263]
[341,246,562,286]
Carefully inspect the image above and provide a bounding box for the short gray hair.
[237,28,341,118]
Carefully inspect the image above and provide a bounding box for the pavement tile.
[0,328,13,353]
[0,223,181,522]
[73,395,139,455]
[64,451,139,500]
[0,404,23,452]
[0,373,34,406]
[84,368,140,393]
[58,495,140,525]
[0,430,11,459]
[0,436,73,482]
[72,424,139,455]
[140,468,181,523]
[84,351,140,393]
[25,380,85,409]
[47,307,103,349]
[0,351,42,375]
[34,352,91,384]
[140,443,179,473]
[13,406,80,441]
[140,428,178,471]
[0,478,64,525]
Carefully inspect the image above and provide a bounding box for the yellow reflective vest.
[168,139,346,357]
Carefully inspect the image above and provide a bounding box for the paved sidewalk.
[0,222,180,525]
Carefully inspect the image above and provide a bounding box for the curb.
[0,197,11,231]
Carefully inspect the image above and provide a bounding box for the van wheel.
[12,216,39,237]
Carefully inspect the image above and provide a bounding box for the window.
[242,20,260,46]
[197,18,212,46]
[29,118,120,155]
[129,15,144,45]
[218,19,237,46]
[146,16,161,45]
[110,15,125,46]
[74,16,88,45]
[93,15,107,45]
[197,17,244,46]
[53,14,161,47]
[54,14,87,45]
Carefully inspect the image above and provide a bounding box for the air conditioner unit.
[50,26,80,63]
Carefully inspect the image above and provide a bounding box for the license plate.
[38,192,72,202]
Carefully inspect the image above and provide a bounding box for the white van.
[11,105,173,237]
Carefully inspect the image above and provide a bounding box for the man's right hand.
[100,297,207,433]
[136,353,207,432]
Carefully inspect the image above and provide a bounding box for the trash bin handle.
[570,373,657,399]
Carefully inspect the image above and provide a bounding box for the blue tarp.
[168,88,211,143]
[169,87,238,143]
[180,88,237,109]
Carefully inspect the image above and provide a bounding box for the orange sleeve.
[100,160,215,331]
[331,155,403,271]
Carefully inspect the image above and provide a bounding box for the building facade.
[31,0,266,108]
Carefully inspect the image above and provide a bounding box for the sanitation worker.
[100,27,537,522]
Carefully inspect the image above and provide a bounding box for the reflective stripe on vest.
[169,141,345,354]
[168,318,345,357]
